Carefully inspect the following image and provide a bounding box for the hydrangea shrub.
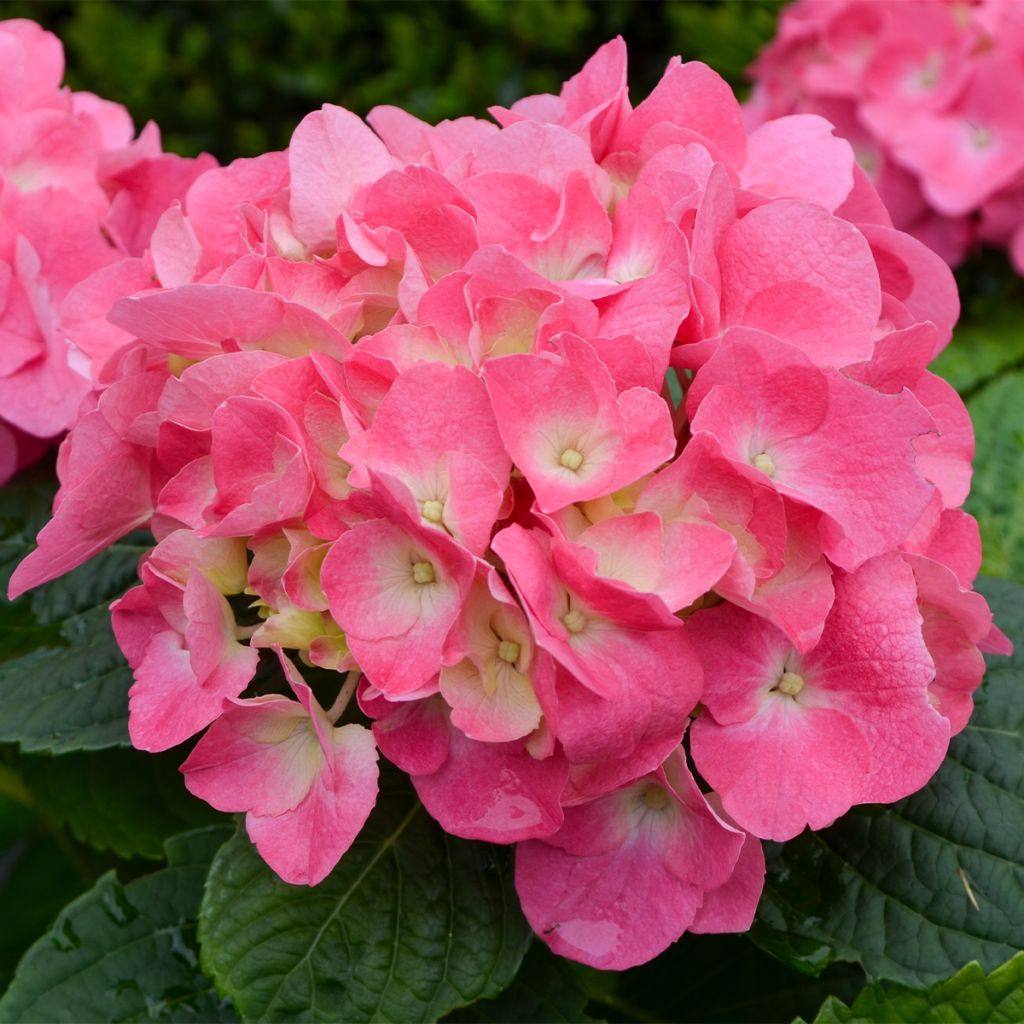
[0,18,1021,1023]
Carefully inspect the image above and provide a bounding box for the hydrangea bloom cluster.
[10,38,1010,970]
[747,0,1024,270]
[0,18,215,482]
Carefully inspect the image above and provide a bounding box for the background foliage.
[1,1,1022,1021]
[4,0,782,160]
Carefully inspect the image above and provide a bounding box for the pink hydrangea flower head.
[5,33,1007,972]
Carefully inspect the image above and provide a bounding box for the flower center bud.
[497,640,521,664]
[562,608,587,634]
[421,499,444,523]
[641,785,669,811]
[777,670,804,697]
[412,561,436,585]
[971,125,994,150]
[559,447,584,471]
[753,451,776,476]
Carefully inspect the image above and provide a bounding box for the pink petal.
[247,722,379,886]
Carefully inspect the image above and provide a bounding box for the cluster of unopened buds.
[748,0,1024,271]
[0,18,213,482]
[10,31,1011,969]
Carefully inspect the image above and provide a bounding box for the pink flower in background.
[0,18,215,483]
[8,29,1008,969]
[748,0,1024,270]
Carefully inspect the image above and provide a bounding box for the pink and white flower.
[8,29,1007,971]
[748,0,1024,270]
[0,19,214,482]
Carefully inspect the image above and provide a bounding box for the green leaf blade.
[965,372,1024,581]
[0,470,147,754]
[0,608,135,753]
[805,952,1024,1023]
[0,826,236,1024]
[15,746,225,861]
[199,773,531,1023]
[445,941,597,1023]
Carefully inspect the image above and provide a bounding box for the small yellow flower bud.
[412,561,436,585]
[422,499,444,523]
[559,447,584,471]
[641,785,669,811]
[753,451,776,477]
[497,640,521,664]
[562,609,587,634]
[777,671,804,697]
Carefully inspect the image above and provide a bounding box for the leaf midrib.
[258,801,423,1021]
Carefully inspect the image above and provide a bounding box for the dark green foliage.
[445,941,598,1023]
[7,0,782,161]
[966,373,1024,580]
[589,933,865,1023]
[804,952,1024,1024]
[932,263,1024,397]
[14,746,225,862]
[198,767,531,1023]
[0,469,147,752]
[0,599,135,752]
[0,776,88,994]
[0,827,236,1023]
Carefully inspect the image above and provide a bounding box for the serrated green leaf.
[0,604,136,752]
[26,533,149,627]
[199,769,531,1023]
[966,372,1024,582]
[16,746,225,861]
[0,467,147,752]
[803,951,1024,1023]
[753,577,1024,987]
[445,941,597,1023]
[0,826,236,1023]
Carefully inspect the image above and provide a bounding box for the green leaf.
[932,308,1024,398]
[0,470,60,660]
[934,254,1024,397]
[0,833,90,995]
[753,577,1024,987]
[15,746,225,861]
[0,826,236,1023]
[804,952,1024,1023]
[0,601,137,753]
[445,941,597,1023]
[965,371,1024,582]
[0,469,148,753]
[199,769,532,1022]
